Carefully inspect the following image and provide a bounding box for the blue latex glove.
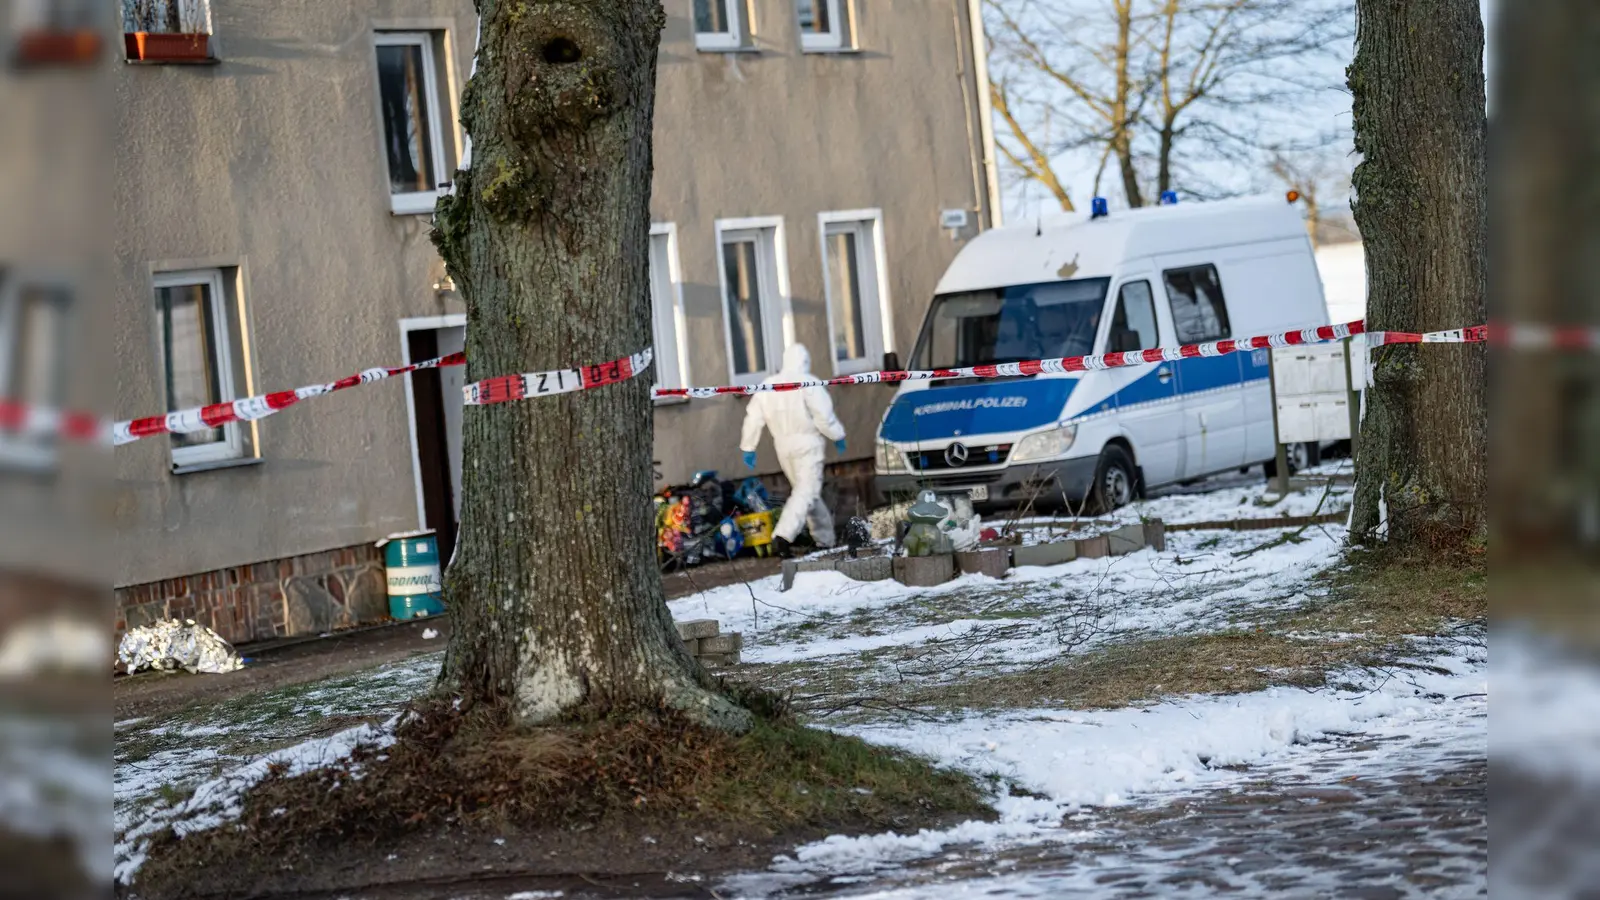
[742,450,758,470]
[834,439,847,453]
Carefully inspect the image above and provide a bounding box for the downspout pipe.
[966,0,1004,228]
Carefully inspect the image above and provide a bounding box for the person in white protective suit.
[740,344,846,558]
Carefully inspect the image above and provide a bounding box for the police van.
[874,194,1331,511]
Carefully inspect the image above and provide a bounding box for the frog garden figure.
[902,490,954,557]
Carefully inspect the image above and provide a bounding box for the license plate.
[968,486,988,502]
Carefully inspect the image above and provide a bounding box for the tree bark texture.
[431,0,749,732]
[1347,0,1488,548]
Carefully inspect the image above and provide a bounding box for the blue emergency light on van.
[875,195,1334,514]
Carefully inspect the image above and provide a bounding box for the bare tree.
[986,0,1351,209]
[1266,143,1357,248]
[431,0,750,732]
[1346,0,1487,550]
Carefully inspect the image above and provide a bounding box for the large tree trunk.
[1347,0,1487,549]
[430,0,749,732]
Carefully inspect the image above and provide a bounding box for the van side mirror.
[1110,328,1142,353]
[881,351,902,379]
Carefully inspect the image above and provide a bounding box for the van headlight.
[876,438,907,472]
[1011,423,1078,463]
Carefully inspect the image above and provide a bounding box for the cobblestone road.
[727,729,1488,900]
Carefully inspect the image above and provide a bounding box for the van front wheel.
[1090,445,1137,513]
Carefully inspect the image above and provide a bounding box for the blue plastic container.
[377,531,445,620]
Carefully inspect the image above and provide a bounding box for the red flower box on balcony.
[15,29,103,65]
[124,31,209,62]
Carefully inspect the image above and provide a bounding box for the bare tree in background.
[1267,144,1358,248]
[986,0,1350,210]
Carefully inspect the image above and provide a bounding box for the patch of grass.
[1490,558,1600,651]
[904,552,1486,713]
[134,698,990,900]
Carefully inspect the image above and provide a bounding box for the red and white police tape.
[34,318,1593,448]
[110,352,467,446]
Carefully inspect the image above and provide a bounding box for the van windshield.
[911,277,1111,370]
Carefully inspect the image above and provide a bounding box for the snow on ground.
[116,719,397,883]
[1073,458,1353,532]
[1489,628,1600,784]
[113,469,1481,895]
[847,645,1483,810]
[723,645,1486,898]
[114,655,438,883]
[0,709,109,884]
[672,520,1346,704]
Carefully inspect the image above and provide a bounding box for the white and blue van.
[874,195,1331,511]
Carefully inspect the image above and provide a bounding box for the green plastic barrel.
[378,531,445,619]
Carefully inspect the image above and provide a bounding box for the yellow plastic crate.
[736,510,777,556]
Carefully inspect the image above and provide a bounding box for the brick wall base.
[115,543,389,647]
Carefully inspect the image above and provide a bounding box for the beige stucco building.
[112,0,1000,643]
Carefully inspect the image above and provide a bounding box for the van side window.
[1162,264,1231,343]
[1109,281,1159,352]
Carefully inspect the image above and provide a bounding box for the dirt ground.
[114,556,782,722]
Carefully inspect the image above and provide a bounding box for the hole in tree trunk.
[542,37,582,64]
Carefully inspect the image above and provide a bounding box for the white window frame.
[796,0,852,52]
[648,223,691,396]
[817,209,892,376]
[0,277,69,470]
[154,268,245,469]
[693,0,752,52]
[374,31,451,216]
[714,216,793,387]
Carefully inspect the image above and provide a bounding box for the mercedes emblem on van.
[944,442,970,467]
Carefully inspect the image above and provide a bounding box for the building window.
[1162,264,1231,344]
[796,0,850,51]
[155,269,249,469]
[120,0,214,61]
[0,280,69,469]
[13,0,103,68]
[1108,280,1159,352]
[717,220,788,384]
[648,224,689,392]
[819,211,889,375]
[121,0,212,34]
[694,0,749,51]
[375,32,450,215]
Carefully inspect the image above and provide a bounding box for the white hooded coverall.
[739,344,846,547]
